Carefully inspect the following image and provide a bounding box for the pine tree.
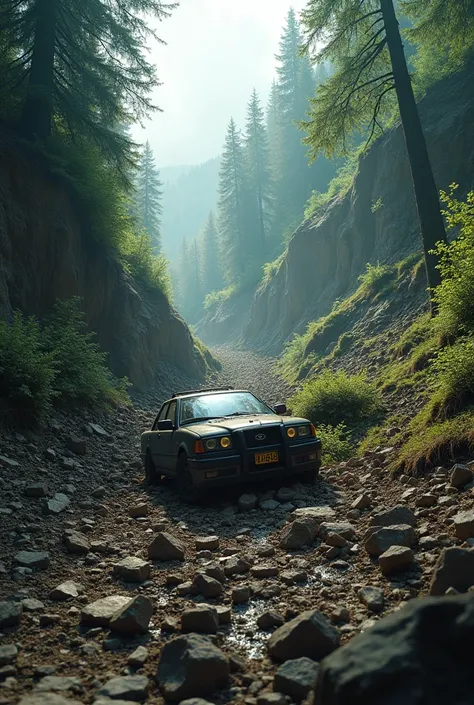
[175,238,202,321]
[137,141,163,253]
[301,0,448,304]
[244,89,272,257]
[217,118,249,284]
[0,0,174,167]
[201,212,224,294]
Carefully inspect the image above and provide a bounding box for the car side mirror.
[157,419,174,431]
[274,403,287,415]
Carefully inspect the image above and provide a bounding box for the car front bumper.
[188,438,322,488]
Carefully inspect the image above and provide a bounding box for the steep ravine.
[198,62,474,354]
[0,130,207,388]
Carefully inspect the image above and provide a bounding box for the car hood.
[184,414,309,437]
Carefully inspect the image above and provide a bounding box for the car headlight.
[298,426,310,437]
[287,427,296,438]
[202,437,232,451]
[204,438,217,451]
[220,436,232,449]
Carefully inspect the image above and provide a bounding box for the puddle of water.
[224,599,269,660]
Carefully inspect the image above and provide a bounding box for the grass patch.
[0,298,129,426]
[319,423,354,464]
[289,369,383,428]
[203,285,237,311]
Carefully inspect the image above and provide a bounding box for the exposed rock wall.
[0,131,206,388]
[244,63,474,353]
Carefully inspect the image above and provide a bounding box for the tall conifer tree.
[201,212,223,294]
[245,89,272,258]
[137,141,163,253]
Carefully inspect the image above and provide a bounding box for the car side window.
[167,401,177,427]
[152,403,169,430]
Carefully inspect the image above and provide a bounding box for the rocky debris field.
[2,353,474,705]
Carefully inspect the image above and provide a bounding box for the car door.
[149,403,169,468]
[160,400,177,472]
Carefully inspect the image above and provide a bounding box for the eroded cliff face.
[0,132,207,388]
[243,63,474,353]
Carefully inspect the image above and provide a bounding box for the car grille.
[244,425,282,448]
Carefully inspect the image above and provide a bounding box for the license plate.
[255,451,279,465]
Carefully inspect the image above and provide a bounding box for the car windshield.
[180,392,273,425]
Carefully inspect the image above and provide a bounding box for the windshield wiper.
[181,416,219,425]
[222,412,255,417]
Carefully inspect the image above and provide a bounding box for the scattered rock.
[129,503,148,519]
[280,520,313,550]
[364,525,416,556]
[109,595,153,635]
[260,499,281,510]
[19,695,82,705]
[98,675,149,701]
[24,483,49,498]
[358,586,384,613]
[193,573,224,598]
[453,510,474,540]
[195,536,219,551]
[274,657,319,702]
[268,609,340,662]
[43,493,70,515]
[81,595,131,627]
[319,522,356,542]
[14,551,50,570]
[257,611,285,630]
[430,547,474,595]
[232,586,251,604]
[113,557,151,583]
[224,556,251,577]
[352,494,371,510]
[251,564,279,578]
[49,581,82,601]
[128,646,149,669]
[36,676,82,693]
[156,633,229,701]
[64,531,90,555]
[450,464,473,489]
[67,435,87,456]
[369,505,416,528]
[181,605,219,634]
[257,694,287,705]
[147,532,185,561]
[0,645,18,666]
[313,592,474,705]
[416,494,437,507]
[239,493,258,511]
[378,545,414,575]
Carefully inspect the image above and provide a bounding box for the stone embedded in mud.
[128,503,148,518]
[98,675,149,702]
[109,595,153,635]
[430,547,474,595]
[352,494,371,510]
[378,546,414,575]
[14,551,50,570]
[195,535,219,551]
[369,505,416,528]
[193,573,224,598]
[274,657,319,702]
[113,557,150,583]
[238,493,258,512]
[357,586,385,612]
[232,586,251,604]
[251,564,279,578]
[312,592,474,705]
[156,633,229,701]
[63,531,90,555]
[280,520,313,550]
[43,493,70,515]
[81,595,131,627]
[268,609,340,662]
[319,522,356,542]
[181,605,219,634]
[257,611,285,630]
[147,532,185,561]
[67,435,87,456]
[364,525,416,557]
[454,510,474,540]
[24,483,49,498]
[223,555,251,577]
[290,506,336,532]
[450,464,473,489]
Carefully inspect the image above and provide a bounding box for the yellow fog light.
[287,427,296,438]
[220,436,232,449]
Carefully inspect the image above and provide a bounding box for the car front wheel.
[176,453,202,504]
[144,451,161,486]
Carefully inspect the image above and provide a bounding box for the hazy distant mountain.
[160,157,221,263]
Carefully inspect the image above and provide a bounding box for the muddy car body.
[141,387,322,500]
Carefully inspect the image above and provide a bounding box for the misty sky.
[131,0,307,168]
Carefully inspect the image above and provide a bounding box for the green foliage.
[318,423,354,464]
[433,187,474,338]
[426,339,474,421]
[203,285,237,311]
[200,212,224,296]
[261,252,286,285]
[136,141,163,252]
[304,147,361,219]
[289,369,383,428]
[0,300,129,426]
[0,313,57,426]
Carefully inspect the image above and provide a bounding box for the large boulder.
[268,610,340,662]
[369,506,417,528]
[430,547,474,595]
[312,593,474,705]
[364,525,416,557]
[156,634,229,701]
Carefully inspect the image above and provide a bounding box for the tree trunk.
[380,0,448,305]
[20,0,59,140]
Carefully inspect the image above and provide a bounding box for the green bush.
[289,369,382,428]
[0,313,57,425]
[0,299,129,426]
[203,285,237,311]
[318,423,353,464]
[426,338,474,420]
[434,186,474,338]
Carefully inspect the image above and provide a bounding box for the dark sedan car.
[141,387,322,501]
